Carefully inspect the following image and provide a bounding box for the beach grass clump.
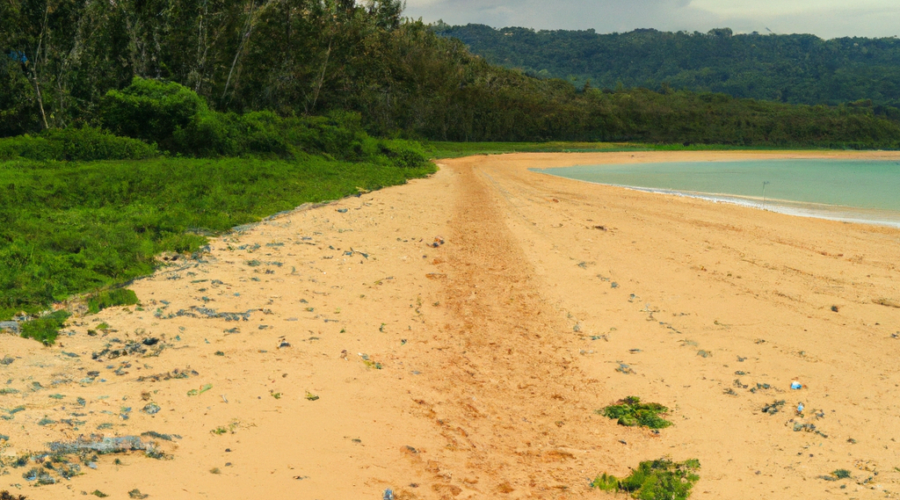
[20,310,71,345]
[591,459,701,500]
[87,289,139,314]
[599,397,672,429]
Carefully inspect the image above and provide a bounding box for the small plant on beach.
[363,359,383,370]
[591,458,700,500]
[305,392,319,401]
[830,469,852,480]
[210,421,239,435]
[599,397,672,429]
[591,472,619,491]
[20,310,71,345]
[87,289,139,314]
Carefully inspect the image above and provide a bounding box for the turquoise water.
[535,160,900,227]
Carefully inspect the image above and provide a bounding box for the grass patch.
[0,156,434,323]
[599,397,673,429]
[591,458,701,500]
[20,310,71,345]
[87,289,139,314]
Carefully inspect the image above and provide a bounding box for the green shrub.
[42,128,158,161]
[591,473,619,491]
[599,396,673,429]
[378,139,429,168]
[101,77,207,148]
[20,310,71,345]
[592,459,701,500]
[97,77,430,166]
[0,128,157,161]
[0,135,50,160]
[87,289,139,314]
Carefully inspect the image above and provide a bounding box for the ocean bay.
[537,159,900,227]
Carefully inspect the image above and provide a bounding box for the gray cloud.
[403,0,900,39]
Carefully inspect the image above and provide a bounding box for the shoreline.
[529,150,900,229]
[533,174,900,229]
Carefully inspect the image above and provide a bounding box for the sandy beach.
[2,150,900,499]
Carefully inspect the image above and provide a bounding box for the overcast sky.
[403,0,900,39]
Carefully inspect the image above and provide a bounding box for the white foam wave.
[569,181,900,229]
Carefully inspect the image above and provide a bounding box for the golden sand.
[2,151,900,499]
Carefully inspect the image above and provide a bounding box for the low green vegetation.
[592,459,701,500]
[19,310,70,345]
[87,289,139,314]
[599,397,673,429]
[0,128,158,162]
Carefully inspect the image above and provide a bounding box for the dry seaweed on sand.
[92,337,165,362]
[761,400,786,415]
[137,367,198,382]
[591,458,701,500]
[2,435,170,486]
[599,396,673,429]
[48,435,168,458]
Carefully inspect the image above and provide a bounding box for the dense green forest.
[434,24,900,113]
[4,1,900,145]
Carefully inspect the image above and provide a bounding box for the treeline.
[3,1,900,146]
[434,24,900,113]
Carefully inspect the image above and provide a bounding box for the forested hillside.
[435,24,900,112]
[3,1,900,145]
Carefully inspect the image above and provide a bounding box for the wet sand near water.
[2,150,900,499]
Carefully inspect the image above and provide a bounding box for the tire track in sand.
[401,163,613,499]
